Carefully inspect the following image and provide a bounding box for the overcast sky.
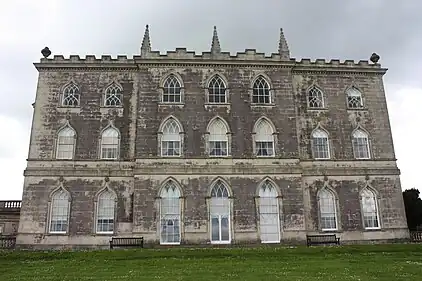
[0,0,421,200]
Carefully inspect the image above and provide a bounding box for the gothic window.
[318,189,337,231]
[56,126,76,160]
[254,119,275,157]
[96,189,116,234]
[312,129,330,159]
[252,76,271,104]
[352,129,371,159]
[207,118,229,157]
[346,87,364,109]
[308,86,325,108]
[100,127,119,160]
[163,75,182,103]
[258,180,280,243]
[360,188,380,229]
[104,83,123,106]
[160,180,181,244]
[210,180,231,244]
[49,189,70,233]
[160,118,182,157]
[62,83,80,107]
[208,75,227,103]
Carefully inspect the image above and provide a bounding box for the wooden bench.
[0,236,16,249]
[410,231,422,243]
[306,234,340,247]
[109,237,144,249]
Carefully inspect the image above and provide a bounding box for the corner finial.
[278,28,290,60]
[211,26,221,55]
[141,24,151,57]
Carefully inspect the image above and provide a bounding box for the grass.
[0,244,422,280]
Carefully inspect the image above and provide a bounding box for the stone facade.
[16,26,409,249]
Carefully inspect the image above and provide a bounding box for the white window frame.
[48,188,70,234]
[209,180,232,244]
[56,126,76,160]
[100,127,120,160]
[160,118,182,157]
[104,83,123,107]
[360,188,381,230]
[207,75,227,104]
[159,180,182,245]
[258,180,280,243]
[346,87,364,109]
[352,129,371,159]
[252,76,272,104]
[308,86,325,109]
[207,117,230,157]
[162,75,183,103]
[61,83,80,107]
[318,188,338,231]
[311,129,330,159]
[95,189,116,234]
[253,119,275,157]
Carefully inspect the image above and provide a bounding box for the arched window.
[352,129,370,159]
[308,86,325,108]
[62,83,80,106]
[360,188,380,229]
[160,180,181,244]
[208,118,229,157]
[100,127,119,160]
[208,75,226,103]
[96,189,116,234]
[163,75,182,103]
[56,126,76,159]
[252,76,271,104]
[312,129,330,159]
[161,118,182,157]
[346,87,364,109]
[258,180,280,243]
[254,119,275,156]
[49,189,70,233]
[104,83,123,106]
[210,180,231,243]
[318,189,337,231]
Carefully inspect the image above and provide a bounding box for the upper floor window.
[207,118,230,157]
[312,129,330,159]
[160,118,182,157]
[100,127,120,160]
[352,129,370,159]
[346,87,364,109]
[49,188,70,234]
[56,126,76,160]
[62,83,80,107]
[162,75,182,103]
[104,83,123,107]
[308,86,325,108]
[252,76,271,104]
[253,118,275,157]
[208,75,227,103]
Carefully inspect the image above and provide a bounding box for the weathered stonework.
[16,27,408,249]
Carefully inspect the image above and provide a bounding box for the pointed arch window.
[352,129,370,159]
[258,180,280,243]
[96,189,116,233]
[254,119,275,157]
[163,75,182,103]
[160,118,182,157]
[104,83,123,107]
[318,189,337,231]
[312,129,330,159]
[252,76,271,104]
[308,86,325,108]
[208,118,229,157]
[360,188,380,229]
[49,189,70,233]
[346,87,364,109]
[100,127,120,160]
[208,75,227,103]
[62,83,80,107]
[56,126,76,159]
[210,180,231,244]
[160,180,181,244]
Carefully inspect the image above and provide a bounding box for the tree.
[402,188,422,230]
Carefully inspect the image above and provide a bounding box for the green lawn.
[1,244,422,280]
